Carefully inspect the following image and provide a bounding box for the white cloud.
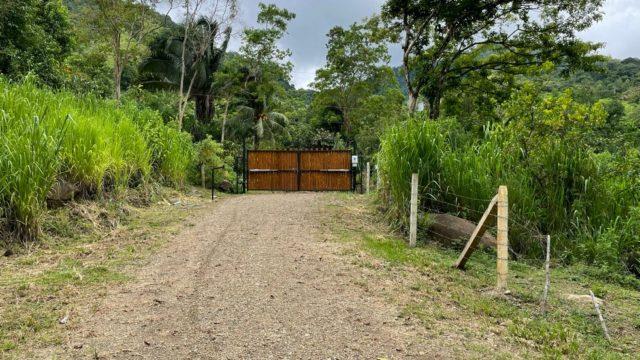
[580,0,640,59]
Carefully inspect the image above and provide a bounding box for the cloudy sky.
[225,0,640,89]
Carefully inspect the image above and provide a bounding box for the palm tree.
[227,66,290,149]
[229,105,289,149]
[139,18,230,124]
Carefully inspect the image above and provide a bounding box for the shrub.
[192,136,237,190]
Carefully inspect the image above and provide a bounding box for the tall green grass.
[0,112,64,240]
[0,77,194,239]
[378,116,640,278]
[128,107,194,187]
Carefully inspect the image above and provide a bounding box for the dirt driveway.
[65,193,430,359]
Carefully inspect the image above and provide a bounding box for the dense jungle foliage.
[1,0,639,281]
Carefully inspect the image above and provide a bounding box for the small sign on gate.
[351,155,358,168]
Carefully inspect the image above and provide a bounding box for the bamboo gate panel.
[247,150,352,191]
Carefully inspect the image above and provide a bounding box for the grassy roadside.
[0,187,216,358]
[322,193,640,359]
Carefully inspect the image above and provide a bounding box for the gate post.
[296,150,302,191]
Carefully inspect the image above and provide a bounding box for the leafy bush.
[192,136,237,190]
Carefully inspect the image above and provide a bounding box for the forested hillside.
[1,0,639,288]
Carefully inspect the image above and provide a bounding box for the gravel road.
[69,193,429,359]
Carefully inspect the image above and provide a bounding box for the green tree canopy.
[312,18,392,135]
[0,0,72,86]
[382,0,605,118]
[230,2,296,148]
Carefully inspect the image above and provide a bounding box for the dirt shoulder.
[0,189,211,358]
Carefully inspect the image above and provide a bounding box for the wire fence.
[376,173,554,265]
[369,169,618,330]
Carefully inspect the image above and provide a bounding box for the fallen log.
[426,213,496,248]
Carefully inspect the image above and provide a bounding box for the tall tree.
[212,54,243,143]
[312,18,391,135]
[139,0,236,131]
[382,0,604,117]
[173,0,236,130]
[93,0,171,101]
[234,3,296,148]
[140,19,232,126]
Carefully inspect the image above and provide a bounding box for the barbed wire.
[418,194,545,237]
[381,176,555,263]
[378,176,561,241]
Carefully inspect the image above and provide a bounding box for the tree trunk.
[194,95,214,124]
[112,31,122,102]
[407,92,418,113]
[177,17,191,131]
[221,98,230,143]
[403,46,419,113]
[428,93,441,120]
[341,107,351,136]
[201,163,206,188]
[253,132,261,150]
[177,71,198,132]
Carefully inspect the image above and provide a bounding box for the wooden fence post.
[453,194,498,269]
[496,185,509,291]
[365,162,370,194]
[409,173,419,248]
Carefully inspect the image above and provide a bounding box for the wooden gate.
[247,150,352,191]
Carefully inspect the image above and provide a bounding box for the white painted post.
[409,173,419,248]
[542,235,551,314]
[496,185,509,291]
[365,162,370,194]
[201,164,206,188]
